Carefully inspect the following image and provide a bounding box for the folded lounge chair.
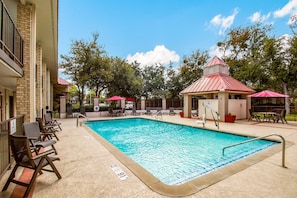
[23,121,58,155]
[1,135,61,198]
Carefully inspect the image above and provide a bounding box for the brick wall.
[16,5,34,123]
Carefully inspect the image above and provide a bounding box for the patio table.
[254,112,277,122]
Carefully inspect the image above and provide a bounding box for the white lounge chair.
[196,114,206,127]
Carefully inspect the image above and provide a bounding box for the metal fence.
[0,115,24,178]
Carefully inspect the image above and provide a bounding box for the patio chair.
[108,108,118,117]
[274,109,287,124]
[1,135,61,198]
[36,117,59,141]
[44,113,62,131]
[196,114,206,127]
[23,121,58,155]
[169,107,176,116]
[248,109,261,121]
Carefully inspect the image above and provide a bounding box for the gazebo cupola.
[203,56,229,76]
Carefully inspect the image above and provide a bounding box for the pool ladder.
[222,134,286,168]
[76,113,89,127]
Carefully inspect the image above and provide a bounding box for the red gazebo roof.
[180,73,254,94]
[180,56,255,95]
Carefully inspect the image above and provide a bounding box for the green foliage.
[179,50,209,88]
[59,33,106,106]
[107,57,143,99]
[142,63,166,99]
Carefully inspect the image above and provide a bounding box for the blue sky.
[59,0,296,68]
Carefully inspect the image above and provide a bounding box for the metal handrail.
[202,103,220,129]
[222,134,286,168]
[76,113,89,127]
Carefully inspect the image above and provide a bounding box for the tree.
[217,23,271,88]
[59,33,106,107]
[107,57,143,99]
[218,23,297,113]
[87,56,113,97]
[142,64,166,99]
[179,50,209,88]
[165,63,183,98]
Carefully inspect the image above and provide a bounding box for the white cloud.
[126,45,180,67]
[274,0,297,24]
[279,34,291,50]
[249,12,271,23]
[210,8,239,35]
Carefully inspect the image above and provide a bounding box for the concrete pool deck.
[1,115,297,197]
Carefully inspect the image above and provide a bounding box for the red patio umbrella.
[249,90,289,98]
[106,96,125,101]
[125,97,135,101]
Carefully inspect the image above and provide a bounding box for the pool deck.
[1,115,297,197]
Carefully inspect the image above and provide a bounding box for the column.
[60,96,66,118]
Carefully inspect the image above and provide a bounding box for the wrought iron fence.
[0,115,24,178]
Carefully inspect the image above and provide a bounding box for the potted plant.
[179,111,184,118]
[225,113,236,123]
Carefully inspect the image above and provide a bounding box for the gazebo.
[180,56,255,121]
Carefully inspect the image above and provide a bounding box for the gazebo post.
[218,91,228,121]
[183,94,192,118]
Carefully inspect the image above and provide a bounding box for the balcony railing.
[0,115,24,178]
[0,1,23,67]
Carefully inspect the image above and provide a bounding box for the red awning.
[125,97,135,101]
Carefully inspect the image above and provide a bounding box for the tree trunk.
[282,81,290,114]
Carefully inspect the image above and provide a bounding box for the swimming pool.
[86,118,278,186]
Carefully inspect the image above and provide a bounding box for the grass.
[286,114,297,121]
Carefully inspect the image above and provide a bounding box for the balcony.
[0,1,24,90]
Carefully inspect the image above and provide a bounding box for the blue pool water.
[86,118,278,185]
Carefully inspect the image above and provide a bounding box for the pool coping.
[83,119,294,197]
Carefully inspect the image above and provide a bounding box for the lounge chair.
[145,108,152,115]
[169,107,176,116]
[23,121,58,155]
[44,113,62,131]
[196,114,206,127]
[36,117,59,141]
[1,135,61,198]
[80,107,86,116]
[66,107,73,118]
